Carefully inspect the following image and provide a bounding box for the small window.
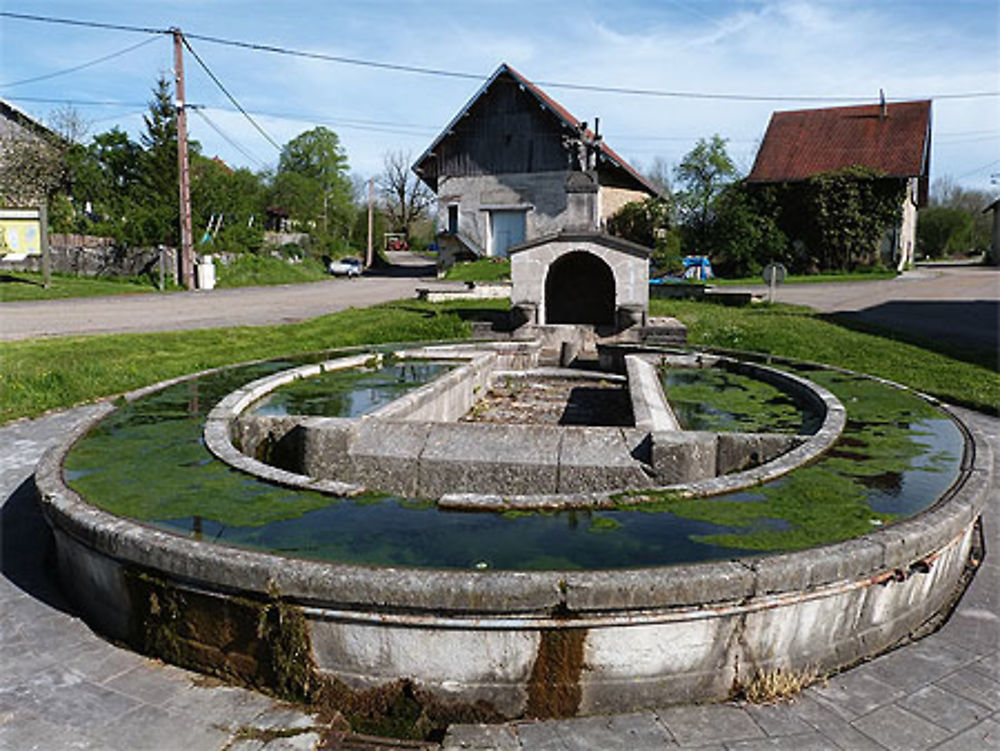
[447,205,459,235]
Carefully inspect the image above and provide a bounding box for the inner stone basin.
[218,342,842,502]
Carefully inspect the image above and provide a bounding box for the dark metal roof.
[413,63,660,196]
[748,100,932,183]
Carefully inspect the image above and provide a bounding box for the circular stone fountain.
[36,339,993,727]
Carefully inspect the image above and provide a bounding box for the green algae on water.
[616,367,961,552]
[662,366,814,433]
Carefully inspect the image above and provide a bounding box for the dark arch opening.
[545,250,615,325]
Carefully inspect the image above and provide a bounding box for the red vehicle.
[384,233,409,252]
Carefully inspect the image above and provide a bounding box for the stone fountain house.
[414,63,658,333]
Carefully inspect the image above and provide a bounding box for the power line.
[180,34,282,152]
[191,107,265,168]
[957,158,1000,179]
[0,10,165,36]
[0,37,159,88]
[4,95,150,107]
[3,11,998,104]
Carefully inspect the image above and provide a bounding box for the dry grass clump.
[741,666,823,704]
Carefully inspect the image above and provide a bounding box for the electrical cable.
[0,11,165,35]
[3,11,997,103]
[4,95,150,108]
[0,37,159,88]
[191,108,266,168]
[180,35,282,151]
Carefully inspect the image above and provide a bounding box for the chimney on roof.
[879,89,887,119]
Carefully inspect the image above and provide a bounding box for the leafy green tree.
[607,196,671,247]
[918,177,993,257]
[273,126,354,242]
[607,196,682,274]
[706,183,787,277]
[190,155,266,253]
[917,206,976,258]
[674,135,739,254]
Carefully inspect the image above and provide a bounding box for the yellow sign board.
[0,208,43,259]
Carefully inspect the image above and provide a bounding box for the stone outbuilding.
[748,99,932,271]
[413,63,659,264]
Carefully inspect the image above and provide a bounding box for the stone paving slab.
[3,405,998,751]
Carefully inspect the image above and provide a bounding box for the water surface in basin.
[249,359,455,417]
[64,353,964,569]
[662,366,822,433]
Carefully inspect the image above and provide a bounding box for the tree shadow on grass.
[820,307,999,415]
[821,301,998,371]
[0,273,44,287]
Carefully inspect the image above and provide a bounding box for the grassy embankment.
[0,271,176,302]
[1,297,996,424]
[1,255,331,302]
[708,269,898,285]
[442,258,511,282]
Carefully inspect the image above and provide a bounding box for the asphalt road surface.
[0,251,446,341]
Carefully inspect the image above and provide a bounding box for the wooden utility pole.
[173,28,195,290]
[366,177,374,268]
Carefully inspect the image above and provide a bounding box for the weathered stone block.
[651,431,717,484]
[716,432,802,475]
[557,427,652,493]
[298,417,357,480]
[418,423,561,496]
[348,421,431,495]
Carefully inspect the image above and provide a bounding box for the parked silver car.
[328,257,362,277]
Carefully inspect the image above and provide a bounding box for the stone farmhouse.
[747,99,932,270]
[413,63,660,264]
[0,98,63,207]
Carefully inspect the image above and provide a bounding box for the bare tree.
[378,150,432,233]
[48,105,91,144]
[643,156,673,196]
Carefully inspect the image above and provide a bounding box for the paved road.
[731,265,1000,356]
[0,252,444,341]
[1,405,997,750]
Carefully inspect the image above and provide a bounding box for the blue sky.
[2,1,998,193]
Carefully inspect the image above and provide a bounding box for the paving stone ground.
[1,405,997,750]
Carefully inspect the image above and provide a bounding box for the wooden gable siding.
[433,74,569,181]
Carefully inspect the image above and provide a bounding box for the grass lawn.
[0,254,332,302]
[0,271,174,302]
[711,269,898,285]
[442,258,511,282]
[650,298,999,414]
[1,297,996,423]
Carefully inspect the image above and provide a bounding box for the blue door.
[489,210,526,258]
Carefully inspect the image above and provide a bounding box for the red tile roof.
[748,100,931,183]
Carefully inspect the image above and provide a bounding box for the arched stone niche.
[510,231,650,330]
